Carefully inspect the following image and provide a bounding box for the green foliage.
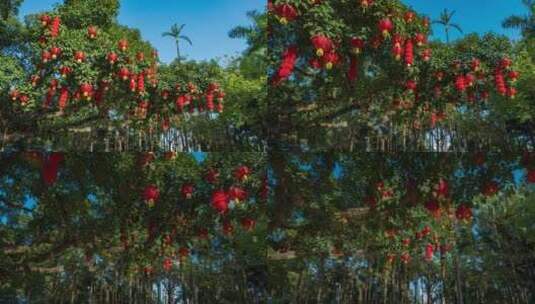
[59,0,120,28]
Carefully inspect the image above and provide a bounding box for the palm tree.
[502,0,535,38]
[162,23,192,63]
[228,10,266,55]
[432,9,463,43]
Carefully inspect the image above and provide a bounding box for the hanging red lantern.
[40,14,51,27]
[404,39,414,67]
[118,39,129,52]
[211,190,229,214]
[228,186,248,203]
[378,18,393,37]
[74,51,86,63]
[233,165,251,181]
[50,16,61,37]
[424,243,434,262]
[311,34,334,57]
[42,152,64,186]
[240,218,256,231]
[455,204,473,221]
[274,4,298,25]
[143,184,160,208]
[107,52,118,64]
[87,26,98,39]
[272,46,298,85]
[181,183,194,199]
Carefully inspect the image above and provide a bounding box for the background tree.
[162,23,193,63]
[502,0,535,39]
[432,9,463,43]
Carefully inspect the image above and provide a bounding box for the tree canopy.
[1,0,535,303]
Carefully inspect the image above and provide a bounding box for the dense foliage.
[267,0,533,150]
[1,0,535,303]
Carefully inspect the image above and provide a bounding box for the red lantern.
[234,165,251,181]
[424,243,434,262]
[74,51,86,63]
[400,252,411,264]
[58,87,69,110]
[136,52,145,62]
[118,67,130,81]
[347,57,358,83]
[482,181,499,197]
[350,37,365,54]
[118,39,129,52]
[59,66,72,77]
[274,4,298,24]
[527,169,535,184]
[311,34,333,57]
[50,46,61,59]
[240,218,256,231]
[322,51,340,70]
[87,26,98,39]
[40,14,51,27]
[211,190,229,214]
[80,83,93,100]
[421,48,432,62]
[228,186,248,203]
[391,35,403,61]
[508,70,519,82]
[107,52,118,64]
[222,221,234,236]
[272,46,298,85]
[378,18,393,37]
[41,50,51,63]
[143,184,160,208]
[404,11,415,23]
[425,200,441,218]
[180,183,194,199]
[9,90,19,101]
[455,204,473,221]
[50,16,61,37]
[494,68,507,96]
[178,247,190,260]
[163,258,173,272]
[414,33,427,46]
[404,39,414,67]
[137,73,145,94]
[42,152,64,186]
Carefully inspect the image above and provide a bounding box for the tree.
[502,0,535,38]
[0,0,22,20]
[1,2,228,151]
[268,1,519,151]
[162,23,192,63]
[432,9,463,43]
[229,10,268,79]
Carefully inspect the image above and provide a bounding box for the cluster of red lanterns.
[9,16,225,121]
[269,0,520,115]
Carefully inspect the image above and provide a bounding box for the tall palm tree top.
[432,8,463,43]
[162,23,193,63]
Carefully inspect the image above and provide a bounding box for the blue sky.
[18,1,527,63]
[405,0,527,41]
[19,0,265,63]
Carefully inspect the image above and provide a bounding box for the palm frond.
[162,31,175,38]
[179,35,193,45]
[502,15,529,29]
[450,23,464,34]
